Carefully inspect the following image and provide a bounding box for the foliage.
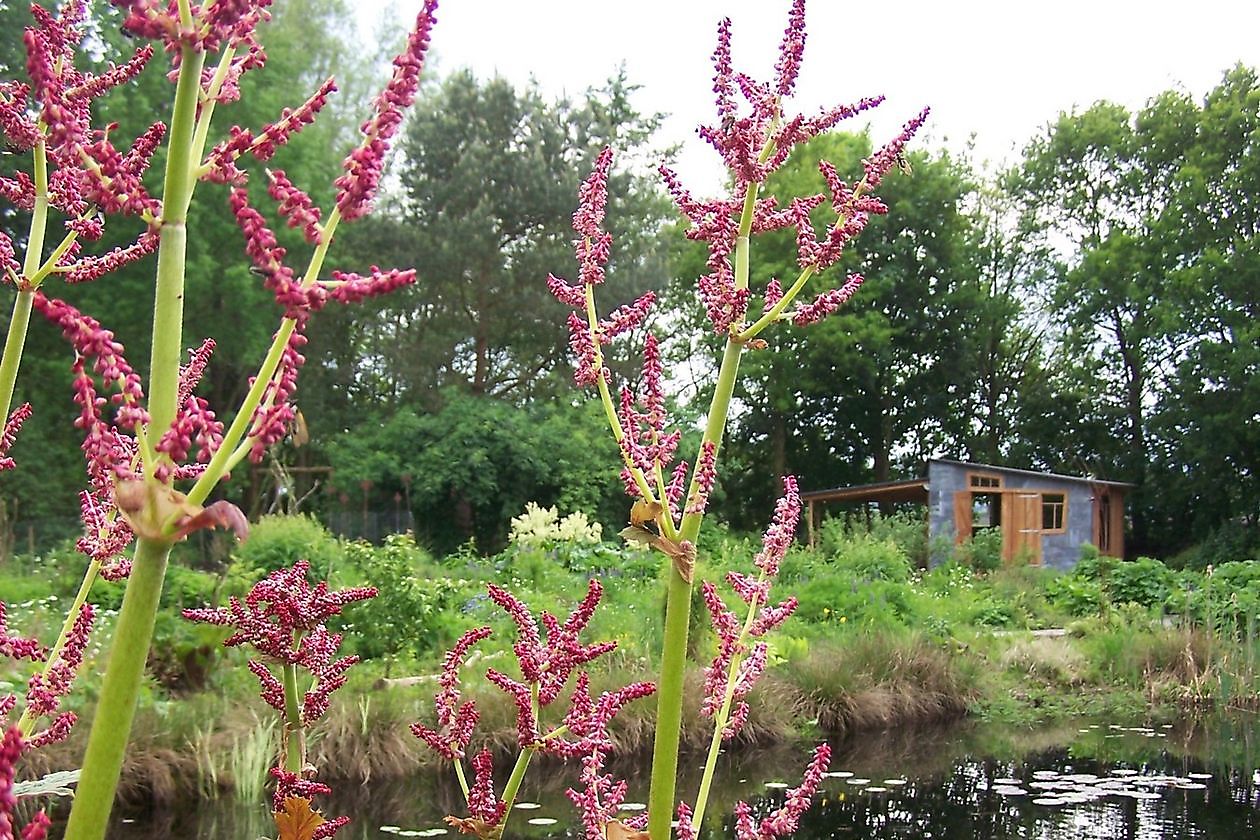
[951,530,1003,573]
[343,535,460,674]
[697,134,981,525]
[815,510,927,568]
[1011,66,1260,555]
[325,394,623,554]
[231,514,343,578]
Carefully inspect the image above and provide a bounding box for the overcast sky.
[363,0,1260,194]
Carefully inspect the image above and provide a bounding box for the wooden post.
[806,499,816,548]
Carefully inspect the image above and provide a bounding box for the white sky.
[362,0,1260,195]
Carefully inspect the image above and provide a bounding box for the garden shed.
[802,459,1131,570]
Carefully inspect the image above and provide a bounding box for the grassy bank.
[3,512,1258,807]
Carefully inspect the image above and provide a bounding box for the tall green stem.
[147,48,205,438]
[62,43,205,840]
[16,560,100,737]
[62,536,173,840]
[0,138,50,423]
[646,182,759,840]
[497,748,534,833]
[281,663,306,772]
[0,290,34,424]
[691,583,766,830]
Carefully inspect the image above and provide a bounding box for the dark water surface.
[96,713,1257,838]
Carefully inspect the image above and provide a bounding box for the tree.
[309,68,672,412]
[1011,96,1196,551]
[324,393,625,554]
[1145,66,1260,551]
[699,133,980,525]
[0,0,383,536]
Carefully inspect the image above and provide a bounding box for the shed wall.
[927,462,1096,570]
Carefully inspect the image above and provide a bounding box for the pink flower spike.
[23,603,94,746]
[183,560,376,663]
[66,44,154,102]
[64,231,159,284]
[215,76,334,170]
[863,107,931,190]
[711,17,735,121]
[0,600,44,662]
[674,802,698,840]
[325,267,416,306]
[177,338,216,406]
[791,273,865,326]
[487,580,614,707]
[411,626,491,760]
[248,659,286,714]
[565,748,629,840]
[685,440,719,515]
[466,748,508,826]
[76,488,134,577]
[735,743,831,839]
[335,0,438,221]
[566,312,601,388]
[599,291,655,343]
[754,476,801,578]
[0,82,39,152]
[774,0,807,97]
[0,404,32,472]
[547,273,586,308]
[266,169,322,244]
[573,146,613,240]
[665,460,689,521]
[2,726,51,839]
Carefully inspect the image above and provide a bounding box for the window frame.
[968,472,1003,490]
[1041,492,1067,533]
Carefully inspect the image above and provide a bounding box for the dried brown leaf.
[630,499,663,528]
[115,479,248,542]
[618,526,694,583]
[605,819,650,840]
[443,815,503,839]
[274,797,325,840]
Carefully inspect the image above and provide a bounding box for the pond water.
[96,712,1258,838]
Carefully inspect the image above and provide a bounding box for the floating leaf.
[274,797,325,840]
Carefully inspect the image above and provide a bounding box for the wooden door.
[1005,491,1042,565]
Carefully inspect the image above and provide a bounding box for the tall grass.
[779,631,980,734]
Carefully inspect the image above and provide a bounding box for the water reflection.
[98,714,1257,839]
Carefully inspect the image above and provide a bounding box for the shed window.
[969,473,1002,489]
[1042,493,1066,531]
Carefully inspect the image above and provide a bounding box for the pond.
[98,712,1258,838]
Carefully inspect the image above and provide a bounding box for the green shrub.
[1046,575,1106,617]
[816,510,928,567]
[344,534,460,674]
[953,529,1002,572]
[971,597,1018,628]
[1107,556,1173,608]
[231,513,342,577]
[1073,543,1118,582]
[835,535,911,583]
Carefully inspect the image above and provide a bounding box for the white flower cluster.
[509,502,602,547]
